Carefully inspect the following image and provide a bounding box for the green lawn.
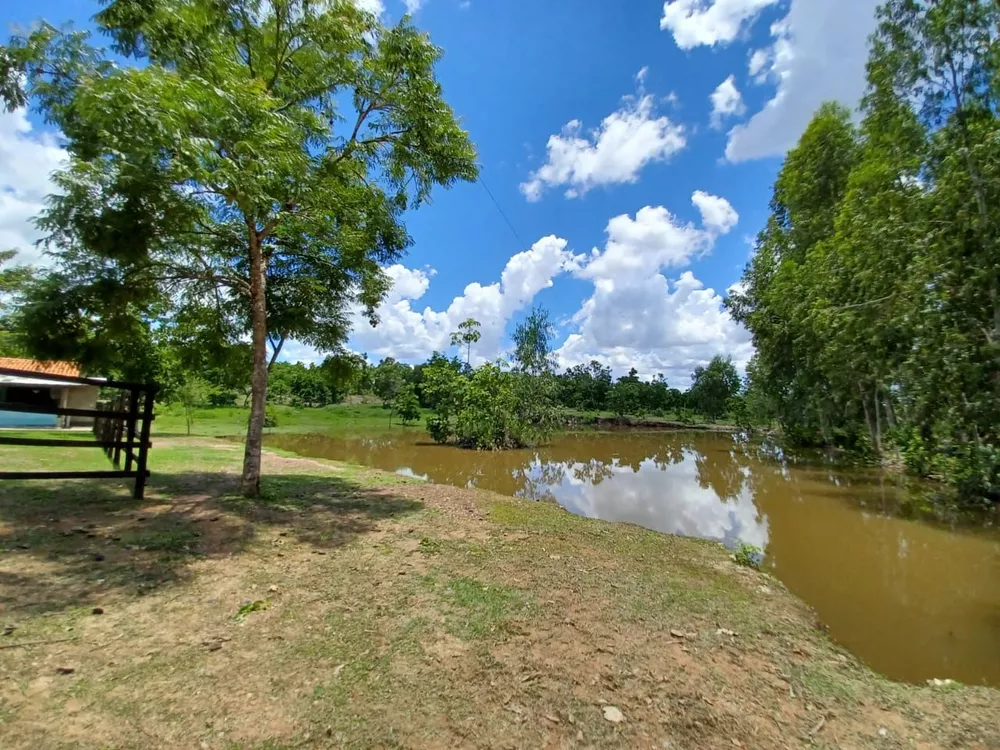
[154,402,431,437]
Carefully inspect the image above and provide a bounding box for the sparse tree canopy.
[512,306,554,375]
[450,318,481,366]
[1,0,478,495]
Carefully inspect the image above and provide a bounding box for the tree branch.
[267,332,287,370]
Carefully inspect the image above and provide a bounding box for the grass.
[426,573,530,639]
[0,437,997,749]
[154,402,431,437]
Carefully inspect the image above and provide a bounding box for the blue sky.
[0,0,881,386]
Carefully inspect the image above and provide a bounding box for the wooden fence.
[0,367,157,500]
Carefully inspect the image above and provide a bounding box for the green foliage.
[558,360,613,411]
[727,0,1000,501]
[373,357,408,403]
[450,318,481,366]
[233,599,269,622]
[733,543,763,570]
[174,377,213,436]
[424,362,558,450]
[0,250,31,299]
[555,365,691,422]
[608,369,646,418]
[320,351,370,400]
[1,0,478,492]
[426,415,453,444]
[267,361,336,407]
[689,357,741,422]
[263,408,278,429]
[454,365,558,449]
[393,385,421,425]
[726,395,750,432]
[511,306,555,375]
[0,250,32,357]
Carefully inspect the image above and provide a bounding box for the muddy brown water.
[268,430,1000,687]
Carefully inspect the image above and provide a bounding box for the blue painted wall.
[0,410,59,428]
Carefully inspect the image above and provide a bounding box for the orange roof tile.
[0,357,81,378]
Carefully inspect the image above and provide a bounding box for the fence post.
[133,385,157,500]
[111,392,124,466]
[124,387,140,472]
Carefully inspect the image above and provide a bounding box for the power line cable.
[478,172,526,248]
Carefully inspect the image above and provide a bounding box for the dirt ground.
[1,438,998,749]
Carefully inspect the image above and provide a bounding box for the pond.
[268,430,1000,687]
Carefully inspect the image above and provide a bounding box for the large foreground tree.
[1,0,477,495]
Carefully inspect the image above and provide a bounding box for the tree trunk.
[873,382,882,455]
[859,380,880,456]
[241,228,269,497]
[882,385,898,431]
[818,401,832,446]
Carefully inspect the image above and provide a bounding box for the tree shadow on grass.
[0,471,423,618]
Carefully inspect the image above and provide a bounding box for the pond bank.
[561,413,740,432]
[1,437,997,749]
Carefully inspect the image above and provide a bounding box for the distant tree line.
[2,261,749,441]
[557,358,742,423]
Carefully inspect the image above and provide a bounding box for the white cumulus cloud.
[748,47,770,80]
[555,192,752,386]
[660,0,779,49]
[351,0,385,14]
[520,94,686,202]
[0,109,67,267]
[725,0,879,161]
[349,236,583,363]
[692,190,739,234]
[402,0,423,13]
[709,74,746,128]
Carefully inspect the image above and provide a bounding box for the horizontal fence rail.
[0,367,157,499]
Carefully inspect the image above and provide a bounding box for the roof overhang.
[0,375,101,388]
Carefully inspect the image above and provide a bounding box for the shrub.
[733,543,763,570]
[393,385,421,425]
[425,363,558,450]
[426,415,453,443]
[174,377,213,436]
